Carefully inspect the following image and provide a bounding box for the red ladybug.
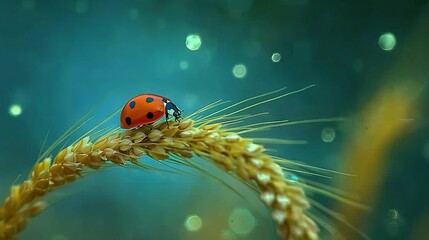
[120,94,182,129]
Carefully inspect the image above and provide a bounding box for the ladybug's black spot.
[146,97,154,103]
[129,101,136,109]
[162,98,167,103]
[125,117,132,125]
[146,112,154,119]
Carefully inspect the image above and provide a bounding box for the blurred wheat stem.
[0,86,336,240]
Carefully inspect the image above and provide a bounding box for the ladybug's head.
[165,101,182,120]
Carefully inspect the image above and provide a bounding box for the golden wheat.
[0,87,335,240]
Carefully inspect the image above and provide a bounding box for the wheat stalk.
[0,88,326,240]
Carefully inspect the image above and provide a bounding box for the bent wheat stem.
[0,118,320,240]
[0,86,346,240]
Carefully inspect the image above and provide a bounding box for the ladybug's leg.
[165,111,170,129]
[173,110,182,122]
[175,115,181,122]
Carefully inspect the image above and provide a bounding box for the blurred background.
[0,0,428,239]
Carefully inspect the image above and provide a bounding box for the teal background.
[1,1,428,240]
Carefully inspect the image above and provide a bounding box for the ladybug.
[120,94,182,129]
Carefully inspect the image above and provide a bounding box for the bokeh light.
[386,209,403,237]
[184,215,202,232]
[185,34,202,51]
[271,53,281,62]
[379,32,396,51]
[232,64,247,79]
[220,229,238,240]
[182,93,198,108]
[387,209,400,221]
[284,172,299,182]
[228,208,256,235]
[179,60,189,70]
[9,104,22,117]
[321,128,336,142]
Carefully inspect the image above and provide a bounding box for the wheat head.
[0,89,324,240]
